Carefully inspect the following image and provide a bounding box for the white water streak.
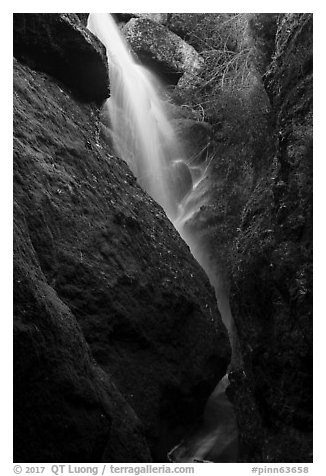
[88,13,183,220]
[87,13,238,463]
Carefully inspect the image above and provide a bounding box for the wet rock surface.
[13,55,230,462]
[13,13,110,102]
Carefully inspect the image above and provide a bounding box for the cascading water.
[87,13,238,463]
[87,13,182,220]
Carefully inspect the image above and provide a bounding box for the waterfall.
[87,13,238,463]
[87,14,218,275]
[87,13,184,220]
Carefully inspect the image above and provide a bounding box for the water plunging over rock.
[122,17,204,85]
[13,12,312,463]
[88,13,184,219]
[13,55,230,462]
[88,13,239,462]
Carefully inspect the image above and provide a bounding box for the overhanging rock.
[13,13,110,102]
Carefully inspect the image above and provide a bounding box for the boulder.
[116,13,169,25]
[13,13,109,102]
[166,14,238,52]
[122,17,204,84]
[14,58,230,461]
[164,102,203,121]
[76,13,89,26]
[166,14,199,43]
[14,201,151,463]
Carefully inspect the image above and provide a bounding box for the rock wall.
[151,13,313,462]
[228,13,313,462]
[131,12,312,462]
[13,13,109,102]
[13,11,313,463]
[14,200,151,463]
[13,13,231,462]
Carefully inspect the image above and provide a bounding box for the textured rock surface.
[167,12,312,462]
[174,71,273,294]
[172,119,213,163]
[123,17,204,84]
[76,13,89,26]
[166,14,239,52]
[14,200,151,463]
[228,13,313,461]
[165,14,202,46]
[116,13,169,25]
[13,11,312,464]
[13,13,109,102]
[13,56,230,461]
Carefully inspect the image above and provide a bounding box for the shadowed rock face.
[116,13,169,25]
[171,119,213,163]
[13,13,110,102]
[161,12,312,462]
[14,201,151,463]
[76,13,90,26]
[13,54,230,462]
[122,17,204,85]
[228,14,313,462]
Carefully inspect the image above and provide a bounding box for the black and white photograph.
[11,3,314,472]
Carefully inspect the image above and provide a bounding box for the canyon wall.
[13,14,230,462]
